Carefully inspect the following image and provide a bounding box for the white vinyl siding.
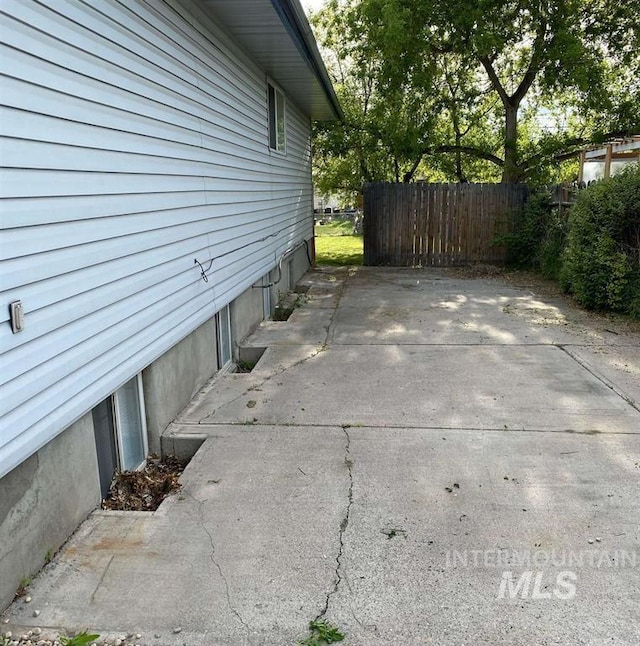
[0,0,313,478]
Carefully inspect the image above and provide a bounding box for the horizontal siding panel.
[1,187,306,228]
[1,169,208,198]
[2,229,282,406]
[0,213,283,332]
[1,206,286,291]
[0,192,208,228]
[0,77,205,150]
[2,139,294,180]
[1,167,308,199]
[2,272,203,408]
[1,136,311,183]
[2,197,298,256]
[0,109,269,168]
[0,76,264,158]
[2,3,265,128]
[0,46,265,148]
[0,0,315,478]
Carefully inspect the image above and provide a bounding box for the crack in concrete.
[189,492,253,644]
[90,554,114,605]
[196,346,326,424]
[314,426,353,623]
[556,344,639,413]
[195,270,350,426]
[322,271,349,347]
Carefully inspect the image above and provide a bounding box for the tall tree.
[312,0,640,187]
[311,0,443,200]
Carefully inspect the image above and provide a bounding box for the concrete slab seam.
[329,341,616,347]
[556,344,640,413]
[313,426,353,624]
[177,421,640,436]
[193,271,347,426]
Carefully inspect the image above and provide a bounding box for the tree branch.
[478,56,509,105]
[512,24,548,104]
[429,145,504,167]
[403,155,423,183]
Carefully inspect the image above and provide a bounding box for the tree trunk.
[454,131,466,182]
[403,155,423,183]
[502,102,519,183]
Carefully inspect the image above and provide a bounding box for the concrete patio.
[3,267,640,645]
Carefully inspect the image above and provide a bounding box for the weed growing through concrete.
[60,632,100,646]
[14,577,31,599]
[298,620,345,645]
[235,360,256,373]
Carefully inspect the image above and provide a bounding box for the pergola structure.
[579,136,640,183]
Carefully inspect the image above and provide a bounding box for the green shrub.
[501,192,552,268]
[500,191,568,278]
[539,208,569,281]
[561,164,640,318]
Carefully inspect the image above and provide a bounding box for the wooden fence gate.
[363,182,529,266]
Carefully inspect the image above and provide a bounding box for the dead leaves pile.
[102,454,187,511]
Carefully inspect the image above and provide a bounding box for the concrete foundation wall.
[230,282,265,352]
[143,318,218,455]
[144,277,275,454]
[290,239,313,287]
[0,251,313,612]
[269,240,313,311]
[0,413,100,611]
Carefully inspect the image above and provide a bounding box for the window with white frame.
[216,305,232,369]
[114,376,147,471]
[92,374,148,497]
[268,82,286,153]
[262,274,272,319]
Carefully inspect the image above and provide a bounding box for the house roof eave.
[198,0,342,121]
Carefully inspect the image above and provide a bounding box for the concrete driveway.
[4,267,640,645]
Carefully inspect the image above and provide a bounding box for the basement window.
[93,374,148,498]
[216,304,232,369]
[262,273,272,319]
[268,82,286,153]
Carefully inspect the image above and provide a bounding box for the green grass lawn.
[314,218,363,266]
[315,219,356,236]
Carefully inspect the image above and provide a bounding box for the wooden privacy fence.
[363,182,530,266]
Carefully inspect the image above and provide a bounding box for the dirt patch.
[102,454,187,512]
[446,263,507,279]
[446,265,640,338]
[502,270,640,337]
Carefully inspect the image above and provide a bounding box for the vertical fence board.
[363,182,528,266]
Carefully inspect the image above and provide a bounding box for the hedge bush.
[561,164,640,318]
[501,191,568,280]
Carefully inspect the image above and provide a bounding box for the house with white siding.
[0,0,340,610]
